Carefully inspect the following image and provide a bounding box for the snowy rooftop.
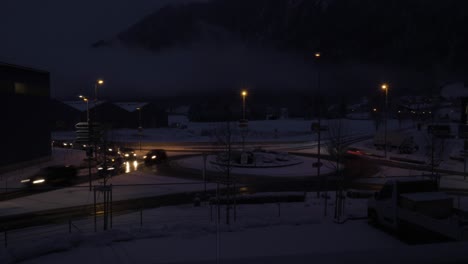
[62,100,106,112]
[114,102,148,112]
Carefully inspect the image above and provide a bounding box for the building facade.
[0,62,51,168]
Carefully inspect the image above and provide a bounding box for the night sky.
[0,0,438,100]
[0,0,206,98]
[0,0,358,100]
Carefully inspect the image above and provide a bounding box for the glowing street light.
[79,95,90,122]
[92,79,104,161]
[136,107,142,151]
[94,78,104,103]
[381,83,389,158]
[79,94,92,191]
[241,90,248,120]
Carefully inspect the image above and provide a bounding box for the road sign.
[75,122,103,143]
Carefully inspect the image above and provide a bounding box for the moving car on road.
[143,149,168,166]
[21,166,78,187]
[119,147,137,160]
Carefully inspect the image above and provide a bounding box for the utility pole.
[314,52,322,199]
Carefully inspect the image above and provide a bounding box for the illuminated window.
[14,82,28,94]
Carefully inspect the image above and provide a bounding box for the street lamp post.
[79,95,92,191]
[92,79,104,160]
[94,79,104,105]
[314,52,326,215]
[381,84,389,158]
[241,90,247,120]
[240,90,248,152]
[136,107,142,152]
[79,95,89,122]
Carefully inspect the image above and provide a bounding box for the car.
[143,149,168,166]
[119,147,137,160]
[98,145,119,157]
[97,156,124,177]
[21,165,78,187]
[51,139,74,148]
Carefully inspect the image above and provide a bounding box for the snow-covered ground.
[53,119,406,143]
[2,193,468,264]
[2,118,468,263]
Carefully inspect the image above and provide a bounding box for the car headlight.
[143,155,147,159]
[124,154,129,157]
[133,153,137,156]
[98,167,103,170]
[21,179,31,183]
[151,155,157,159]
[32,179,45,184]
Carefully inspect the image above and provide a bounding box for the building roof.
[113,102,148,112]
[62,100,105,112]
[0,60,49,74]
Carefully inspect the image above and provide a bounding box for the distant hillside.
[113,0,468,69]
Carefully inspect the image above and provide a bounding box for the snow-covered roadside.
[0,195,387,264]
[2,194,468,264]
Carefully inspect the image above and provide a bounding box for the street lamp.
[314,51,324,211]
[381,83,389,158]
[92,79,104,160]
[79,94,92,191]
[79,95,90,122]
[240,90,248,152]
[136,107,142,151]
[241,90,248,120]
[94,79,104,103]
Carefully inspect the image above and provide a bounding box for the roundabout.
[210,149,304,168]
[172,150,339,178]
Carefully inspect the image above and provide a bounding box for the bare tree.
[424,132,445,187]
[325,119,348,220]
[212,105,236,225]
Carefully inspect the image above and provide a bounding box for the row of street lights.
[79,79,105,122]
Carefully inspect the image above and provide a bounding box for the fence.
[0,185,372,251]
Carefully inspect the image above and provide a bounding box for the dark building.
[50,99,84,130]
[0,62,51,169]
[114,102,168,128]
[140,102,168,128]
[92,102,131,129]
